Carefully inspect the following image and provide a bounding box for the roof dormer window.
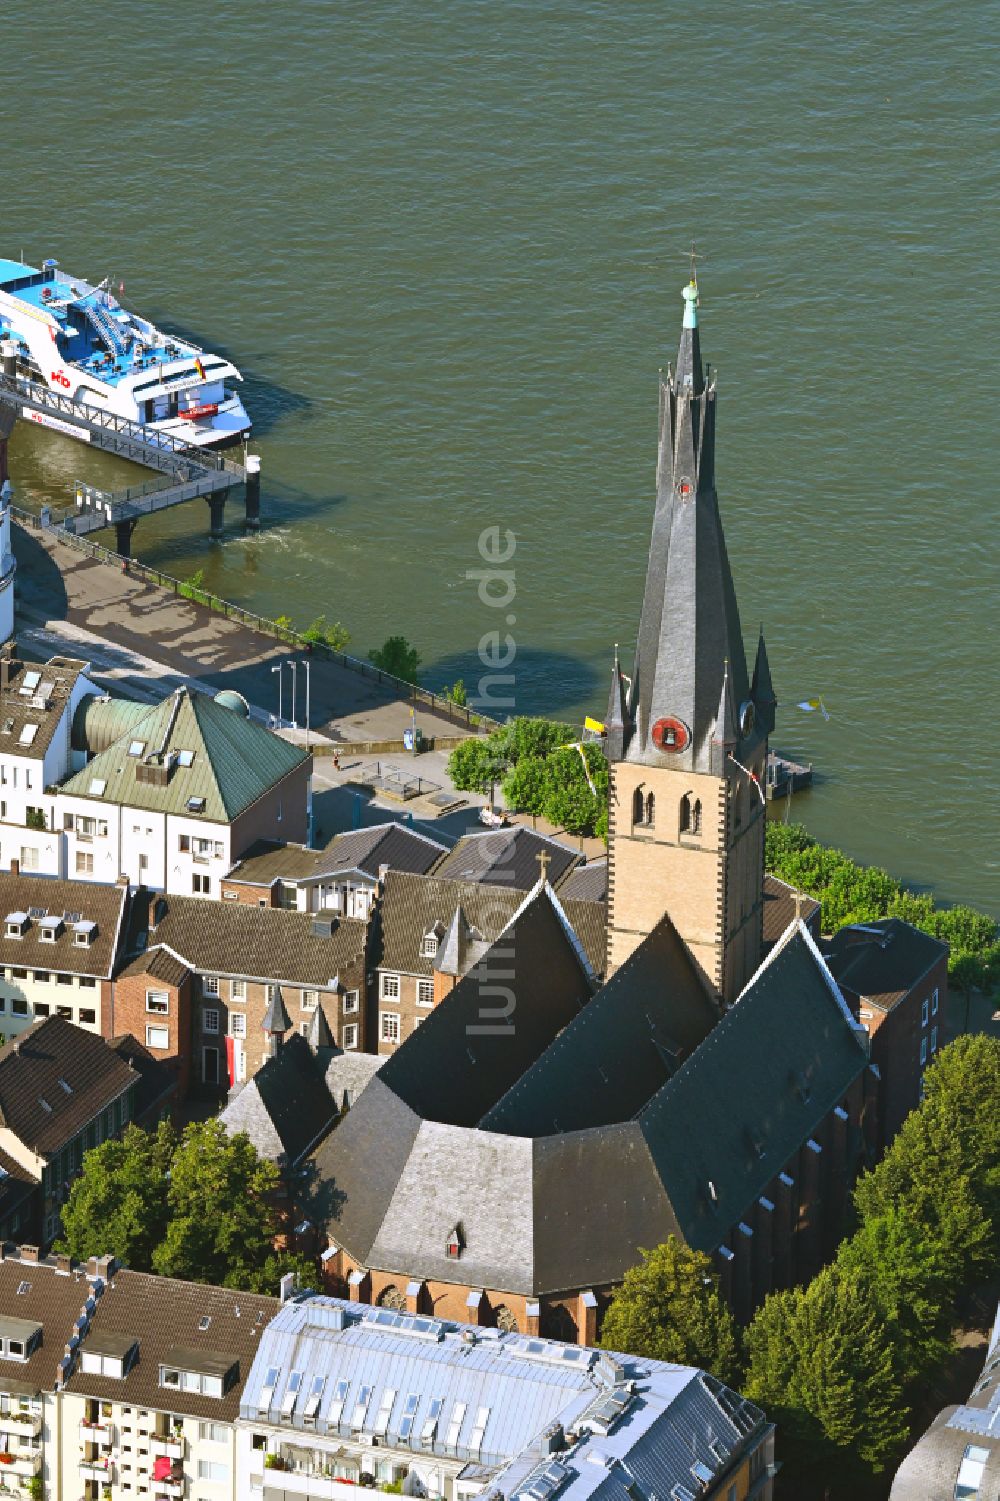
[421,932,439,958]
[80,1333,139,1380]
[40,916,63,943]
[5,913,27,939]
[0,1317,41,1363]
[73,921,97,948]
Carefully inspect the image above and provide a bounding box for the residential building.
[238,1293,776,1501]
[889,1300,1000,1499]
[372,870,605,1055]
[431,825,582,891]
[0,1016,141,1246]
[0,646,97,874]
[119,890,370,1090]
[0,1244,280,1501]
[222,822,447,914]
[57,686,312,897]
[825,917,949,1146]
[0,869,129,1041]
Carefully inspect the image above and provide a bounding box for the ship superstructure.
[0,256,250,447]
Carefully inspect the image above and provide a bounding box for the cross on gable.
[536,848,552,885]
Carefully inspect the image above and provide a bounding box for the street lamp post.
[271,663,283,728]
[288,660,298,731]
[300,659,311,748]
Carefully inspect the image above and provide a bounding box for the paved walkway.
[13,523,467,745]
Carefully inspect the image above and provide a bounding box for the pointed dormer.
[751,629,777,737]
[604,644,630,763]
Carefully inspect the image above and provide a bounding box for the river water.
[3,1,997,912]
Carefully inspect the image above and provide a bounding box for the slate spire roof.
[604,643,630,762]
[307,1002,336,1053]
[625,280,763,774]
[262,989,292,1036]
[435,903,475,977]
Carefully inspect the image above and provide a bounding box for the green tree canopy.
[597,1238,740,1386]
[369,635,421,685]
[744,1264,909,1481]
[55,1121,175,1269]
[152,1120,284,1289]
[448,737,510,796]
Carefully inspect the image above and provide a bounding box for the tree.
[598,1238,740,1386]
[501,757,551,828]
[448,737,510,796]
[744,1265,909,1483]
[542,744,607,839]
[151,1121,284,1289]
[444,679,467,707]
[834,1209,952,1389]
[302,615,350,652]
[369,635,421,685]
[56,1122,176,1270]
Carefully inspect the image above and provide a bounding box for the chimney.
[9,858,18,877]
[54,1252,73,1275]
[279,1272,297,1304]
[19,1244,39,1263]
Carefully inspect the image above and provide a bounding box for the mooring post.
[208,489,228,540]
[244,455,261,530]
[116,518,137,558]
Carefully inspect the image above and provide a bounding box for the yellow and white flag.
[796,698,830,721]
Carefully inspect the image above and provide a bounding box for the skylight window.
[177,750,195,768]
[1,719,13,735]
[38,1098,52,1113]
[19,671,40,696]
[691,1461,715,1486]
[15,1282,30,1296]
[127,740,145,758]
[373,1387,397,1437]
[257,1365,280,1416]
[186,796,206,814]
[198,1316,211,1331]
[398,1393,420,1441]
[445,1400,467,1449]
[89,778,107,797]
[281,1370,304,1418]
[18,724,38,746]
[351,1384,373,1430]
[327,1378,350,1426]
[28,907,46,920]
[303,1374,325,1422]
[469,1406,490,1456]
[57,1077,73,1095]
[421,1397,444,1445]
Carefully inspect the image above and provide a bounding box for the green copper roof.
[60,688,308,822]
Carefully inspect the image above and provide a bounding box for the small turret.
[262,989,292,1057]
[711,660,739,774]
[604,644,631,763]
[751,629,777,736]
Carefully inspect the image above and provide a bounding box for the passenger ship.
[0,255,251,447]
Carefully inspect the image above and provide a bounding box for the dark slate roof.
[376,872,524,977]
[480,913,720,1137]
[431,827,581,891]
[324,1050,384,1112]
[561,898,607,981]
[375,889,595,1128]
[0,873,128,978]
[64,1268,278,1422]
[0,1017,136,1156]
[0,653,91,762]
[315,919,869,1296]
[762,873,820,949]
[824,918,948,1012]
[125,891,367,989]
[556,859,608,904]
[637,925,869,1251]
[0,1148,38,1221]
[60,687,308,822]
[109,1036,177,1125]
[226,823,447,889]
[219,1035,337,1165]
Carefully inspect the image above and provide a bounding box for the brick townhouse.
[119,890,371,1091]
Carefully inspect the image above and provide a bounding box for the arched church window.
[680,794,692,834]
[632,787,645,827]
[645,792,655,827]
[692,798,702,835]
[376,1285,407,1312]
[494,1304,519,1334]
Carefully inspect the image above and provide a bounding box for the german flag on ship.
[193,356,207,380]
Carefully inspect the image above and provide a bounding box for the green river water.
[3,1,997,911]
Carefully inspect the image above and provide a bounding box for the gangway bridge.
[0,369,260,555]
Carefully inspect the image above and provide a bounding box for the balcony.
[79,1455,114,1482]
[152,1434,185,1460]
[154,1478,186,1499]
[79,1417,114,1446]
[0,1447,41,1477]
[0,1412,41,1437]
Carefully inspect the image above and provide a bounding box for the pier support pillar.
[207,489,229,540]
[115,519,137,558]
[0,406,14,489]
[244,454,261,531]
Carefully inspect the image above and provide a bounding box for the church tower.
[606,278,775,1003]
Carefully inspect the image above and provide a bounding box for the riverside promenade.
[11,522,468,749]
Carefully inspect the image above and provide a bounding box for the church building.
[312,280,918,1344]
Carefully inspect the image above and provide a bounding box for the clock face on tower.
[739,700,756,737]
[651,716,690,753]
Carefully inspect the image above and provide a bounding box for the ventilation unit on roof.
[312,916,335,938]
[515,1459,571,1501]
